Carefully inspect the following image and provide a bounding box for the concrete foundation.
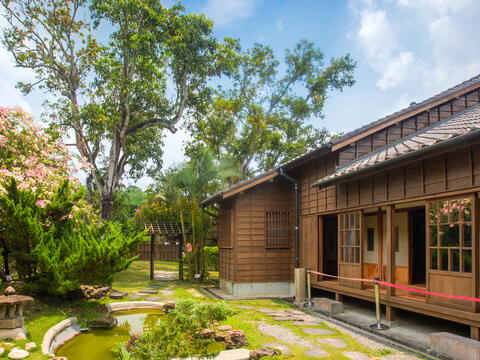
[430,332,480,360]
[220,279,294,297]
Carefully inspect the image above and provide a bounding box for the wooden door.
[300,215,318,273]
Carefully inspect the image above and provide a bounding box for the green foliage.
[0,179,143,295]
[1,0,238,220]
[203,246,219,271]
[186,40,356,179]
[118,300,232,360]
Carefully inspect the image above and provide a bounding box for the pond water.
[56,309,164,360]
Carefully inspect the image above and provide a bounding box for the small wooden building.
[202,74,480,337]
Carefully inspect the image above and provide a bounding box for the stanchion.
[369,277,389,330]
[304,268,313,307]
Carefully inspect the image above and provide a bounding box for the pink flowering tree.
[0,106,86,197]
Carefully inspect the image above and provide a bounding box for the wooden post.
[386,305,396,322]
[335,293,343,302]
[150,234,155,281]
[178,236,184,281]
[377,207,383,279]
[386,205,396,296]
[294,268,306,302]
[471,326,480,341]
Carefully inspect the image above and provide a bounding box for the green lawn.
[5,261,406,360]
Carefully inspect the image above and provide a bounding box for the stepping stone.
[217,325,232,331]
[303,348,327,357]
[258,308,276,313]
[138,292,150,296]
[302,328,335,335]
[24,342,36,350]
[145,296,163,301]
[285,309,305,315]
[262,343,291,355]
[161,289,174,296]
[344,351,371,360]
[143,289,159,294]
[266,312,290,317]
[316,338,347,348]
[0,348,4,356]
[8,349,29,359]
[236,305,253,309]
[293,320,321,326]
[274,317,295,321]
[110,291,128,299]
[128,293,142,300]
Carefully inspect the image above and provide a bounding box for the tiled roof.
[312,103,480,188]
[201,73,480,206]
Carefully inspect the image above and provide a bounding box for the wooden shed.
[203,74,480,337]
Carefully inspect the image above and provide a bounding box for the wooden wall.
[331,144,480,210]
[232,178,295,283]
[219,199,235,281]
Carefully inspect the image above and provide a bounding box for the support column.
[386,305,396,322]
[294,268,306,302]
[386,205,396,296]
[377,207,383,279]
[335,293,343,302]
[150,234,155,281]
[471,326,480,341]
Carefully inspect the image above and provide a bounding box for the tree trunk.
[100,192,113,221]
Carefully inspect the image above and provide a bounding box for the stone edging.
[41,317,79,355]
[41,301,167,355]
[106,301,166,313]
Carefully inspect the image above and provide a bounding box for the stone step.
[313,297,344,314]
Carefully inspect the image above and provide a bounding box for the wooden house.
[201,74,480,338]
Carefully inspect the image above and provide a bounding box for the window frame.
[339,211,362,264]
[218,210,234,249]
[427,196,472,273]
[265,210,291,249]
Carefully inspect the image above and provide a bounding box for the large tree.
[185,40,356,180]
[1,0,236,219]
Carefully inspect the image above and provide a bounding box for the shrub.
[0,179,143,295]
[118,300,232,360]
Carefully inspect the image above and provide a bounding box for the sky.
[2,0,480,189]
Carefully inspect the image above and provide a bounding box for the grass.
[6,261,411,359]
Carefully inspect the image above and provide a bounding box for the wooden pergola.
[144,223,191,281]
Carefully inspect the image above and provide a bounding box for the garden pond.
[56,309,164,360]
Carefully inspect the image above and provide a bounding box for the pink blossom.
[35,200,46,208]
[68,214,73,219]
[186,243,192,252]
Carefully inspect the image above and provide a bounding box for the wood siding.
[233,178,295,283]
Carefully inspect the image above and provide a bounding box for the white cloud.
[349,0,480,92]
[277,20,283,31]
[0,47,35,113]
[202,0,259,27]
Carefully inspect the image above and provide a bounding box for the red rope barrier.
[376,280,480,302]
[307,269,480,302]
[308,269,374,283]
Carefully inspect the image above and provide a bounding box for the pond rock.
[217,325,232,331]
[70,285,111,300]
[87,315,118,328]
[200,328,215,338]
[164,302,176,313]
[4,286,16,296]
[109,291,128,299]
[224,330,248,349]
[7,349,29,359]
[249,348,280,359]
[125,332,142,352]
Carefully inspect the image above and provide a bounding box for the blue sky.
[2,0,480,188]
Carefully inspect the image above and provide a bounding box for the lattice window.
[339,212,361,263]
[218,211,233,248]
[428,197,472,273]
[265,211,290,248]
